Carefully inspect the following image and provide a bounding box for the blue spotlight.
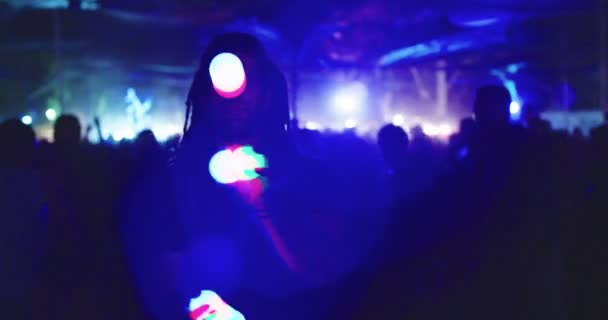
[509,101,521,115]
[510,100,522,121]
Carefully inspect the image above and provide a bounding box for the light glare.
[209,52,247,99]
[209,145,267,184]
[509,101,521,115]
[45,108,58,121]
[344,119,357,129]
[333,82,368,114]
[422,123,452,137]
[113,128,136,141]
[392,114,405,126]
[305,121,321,130]
[21,115,32,125]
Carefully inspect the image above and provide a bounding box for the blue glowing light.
[209,145,267,184]
[378,40,474,66]
[21,115,32,125]
[460,18,499,27]
[189,290,245,320]
[125,87,152,131]
[506,63,526,74]
[344,119,357,129]
[209,53,247,99]
[510,101,522,115]
[378,42,442,66]
[491,68,523,121]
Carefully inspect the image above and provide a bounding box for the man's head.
[378,124,409,170]
[184,33,289,152]
[473,85,511,129]
[54,114,81,146]
[0,119,36,168]
[459,117,476,138]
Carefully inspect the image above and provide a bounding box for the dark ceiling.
[1,0,606,112]
[2,0,604,67]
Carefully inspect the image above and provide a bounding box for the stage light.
[209,52,247,99]
[333,82,367,114]
[392,114,405,126]
[21,115,32,125]
[112,128,136,141]
[437,123,452,136]
[344,119,357,129]
[45,108,57,121]
[209,145,267,184]
[510,101,521,115]
[189,290,245,320]
[152,124,180,141]
[304,121,321,130]
[422,123,437,136]
[422,122,452,137]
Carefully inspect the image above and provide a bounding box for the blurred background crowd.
[2,0,608,319]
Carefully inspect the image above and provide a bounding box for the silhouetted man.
[0,119,46,319]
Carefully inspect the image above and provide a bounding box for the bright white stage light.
[422,123,438,136]
[437,123,452,136]
[422,122,452,137]
[392,114,405,126]
[153,124,181,141]
[344,119,357,129]
[304,121,321,130]
[333,82,368,114]
[113,128,136,141]
[45,108,58,121]
[509,101,521,115]
[21,115,33,125]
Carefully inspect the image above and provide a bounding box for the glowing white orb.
[333,82,368,114]
[45,108,58,121]
[209,52,247,99]
[509,101,521,115]
[21,115,32,125]
[208,146,266,184]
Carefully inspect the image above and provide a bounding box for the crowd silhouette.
[2,34,608,320]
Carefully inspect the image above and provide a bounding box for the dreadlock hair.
[179,32,290,171]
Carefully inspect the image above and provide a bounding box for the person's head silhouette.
[0,119,36,168]
[459,117,476,138]
[135,129,159,151]
[54,114,81,147]
[473,85,511,130]
[378,124,409,171]
[183,33,289,156]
